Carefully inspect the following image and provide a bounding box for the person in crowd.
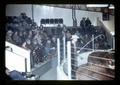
[33,31,42,45]
[39,24,44,31]
[21,13,28,20]
[22,31,28,42]
[75,30,81,37]
[28,30,34,40]
[80,17,86,34]
[6,30,14,43]
[5,68,26,80]
[85,17,92,34]
[51,36,57,48]
[56,24,63,38]
[89,25,94,35]
[22,39,33,50]
[32,40,40,65]
[65,30,72,41]
[85,17,91,27]
[45,39,52,57]
[12,31,22,46]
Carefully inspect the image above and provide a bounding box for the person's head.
[40,24,44,30]
[52,37,56,42]
[87,17,90,20]
[33,39,38,45]
[82,17,86,20]
[7,30,13,36]
[6,68,10,75]
[26,39,31,45]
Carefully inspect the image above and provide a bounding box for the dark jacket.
[9,70,26,80]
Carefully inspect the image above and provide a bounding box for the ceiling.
[45,4,114,15]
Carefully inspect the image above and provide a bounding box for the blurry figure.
[85,17,91,27]
[5,68,26,80]
[75,30,80,37]
[6,30,14,43]
[80,17,86,34]
[45,39,52,55]
[51,37,57,48]
[57,24,62,38]
[85,17,92,34]
[28,30,33,39]
[12,31,22,46]
[66,30,72,41]
[22,39,32,50]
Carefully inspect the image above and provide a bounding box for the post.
[25,58,27,73]
[63,35,66,61]
[113,35,115,50]
[92,35,95,51]
[67,41,71,80]
[57,38,60,66]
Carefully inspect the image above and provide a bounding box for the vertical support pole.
[57,38,60,66]
[92,34,95,51]
[27,50,31,72]
[67,41,71,80]
[113,35,115,50]
[63,35,66,61]
[25,58,27,73]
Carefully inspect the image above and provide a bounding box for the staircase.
[76,51,115,80]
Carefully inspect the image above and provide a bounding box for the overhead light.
[87,4,108,7]
[109,5,114,9]
[110,32,114,36]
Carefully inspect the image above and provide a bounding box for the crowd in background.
[6,13,110,68]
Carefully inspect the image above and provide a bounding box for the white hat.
[71,35,79,40]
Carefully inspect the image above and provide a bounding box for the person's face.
[8,31,13,36]
[47,40,51,44]
[52,37,56,42]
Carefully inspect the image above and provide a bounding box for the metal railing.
[78,34,104,53]
[58,33,114,80]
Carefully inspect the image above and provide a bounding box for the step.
[88,56,114,67]
[76,64,114,80]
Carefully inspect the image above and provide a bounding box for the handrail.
[79,34,104,53]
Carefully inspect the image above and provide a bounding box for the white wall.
[33,5,72,26]
[102,15,115,33]
[76,10,102,26]
[5,50,26,72]
[6,41,31,72]
[6,4,32,18]
[6,4,102,27]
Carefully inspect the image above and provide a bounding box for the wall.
[5,50,26,72]
[6,4,102,26]
[102,15,115,33]
[6,4,32,18]
[33,5,72,26]
[76,10,102,26]
[6,41,31,72]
